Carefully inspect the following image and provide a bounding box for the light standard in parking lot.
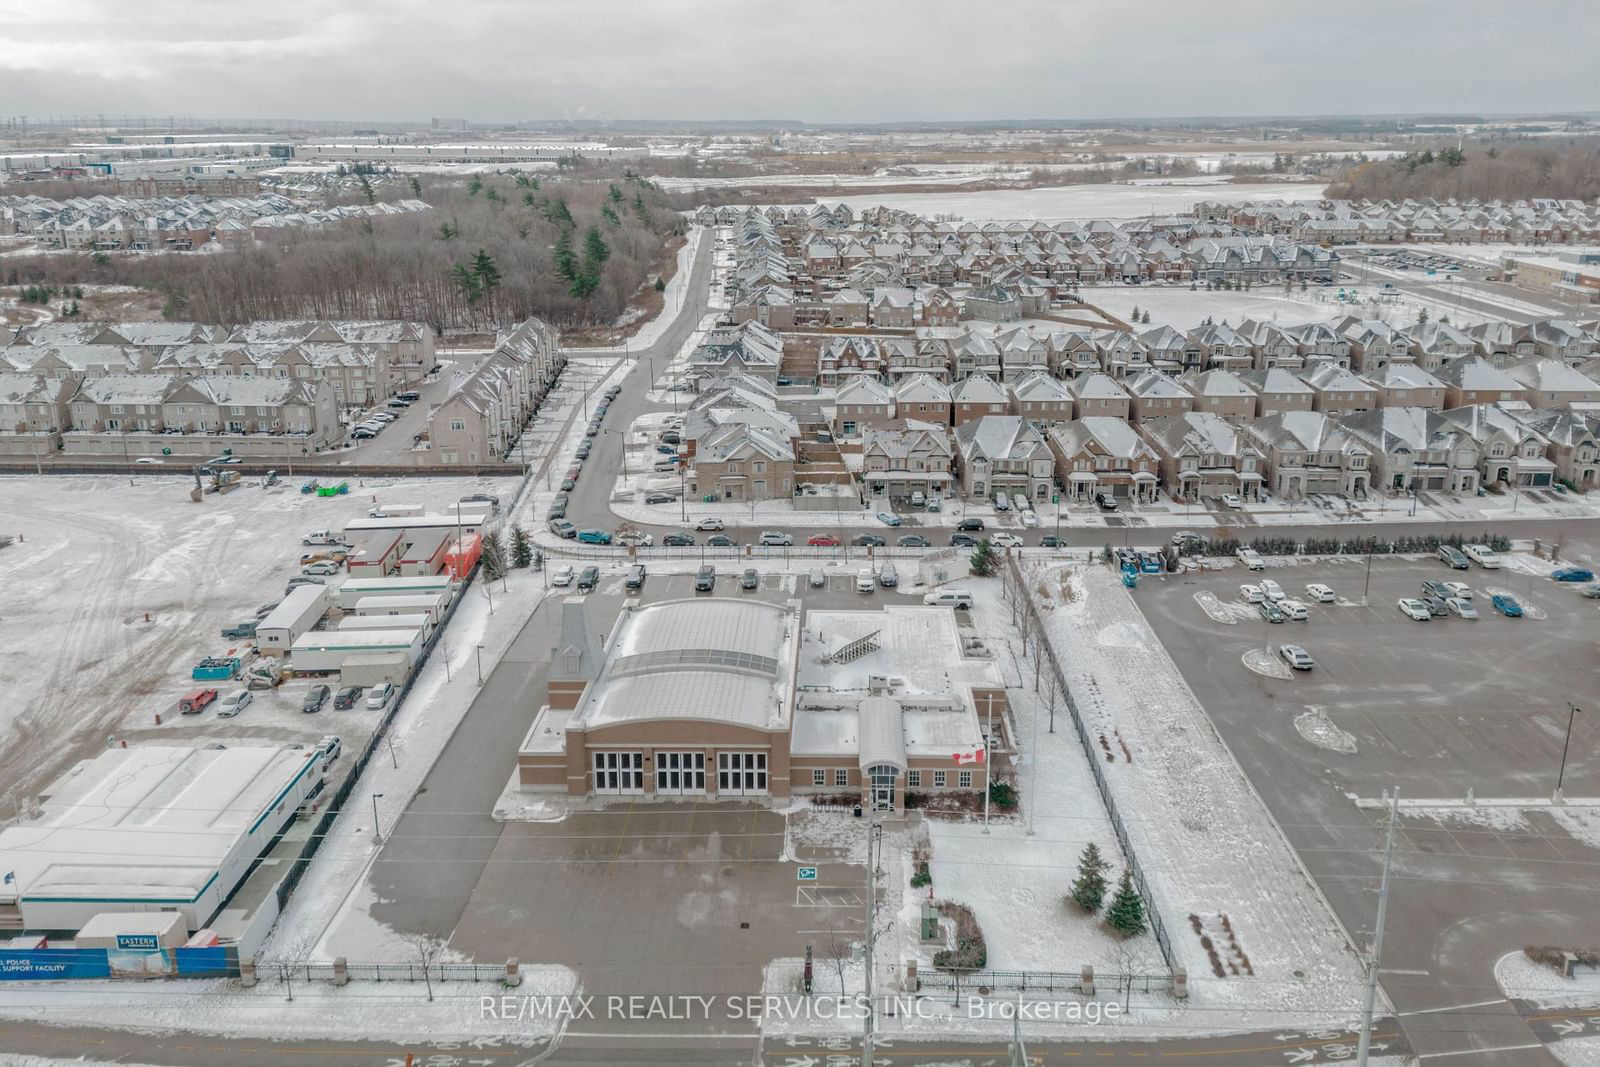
[475,644,485,686]
[1555,703,1583,803]
[371,793,385,843]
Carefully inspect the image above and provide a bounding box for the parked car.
[1397,598,1432,621]
[1421,578,1453,600]
[950,534,979,548]
[351,426,379,439]
[220,621,258,640]
[1305,583,1336,603]
[923,589,974,609]
[134,456,164,465]
[808,569,826,588]
[1422,595,1449,617]
[855,567,876,593]
[1446,597,1479,619]
[706,534,734,547]
[334,686,363,710]
[1259,600,1285,623]
[548,519,577,539]
[1221,494,1244,509]
[1093,493,1117,512]
[254,602,279,619]
[1442,581,1473,600]
[695,565,716,592]
[807,534,840,547]
[1279,645,1314,671]
[1463,544,1502,569]
[1580,584,1600,599]
[897,534,930,548]
[625,564,647,591]
[878,563,899,588]
[576,566,600,592]
[577,529,612,545]
[957,518,985,532]
[853,534,886,547]
[285,576,326,594]
[696,518,725,531]
[993,494,1010,512]
[740,567,760,590]
[575,443,592,460]
[644,494,675,505]
[1236,548,1265,570]
[663,532,695,547]
[876,512,902,527]
[1239,584,1265,604]
[1040,535,1064,549]
[302,559,342,576]
[303,530,347,546]
[178,688,219,714]
[302,684,331,713]
[1259,579,1285,601]
[1021,511,1039,528]
[365,682,395,709]
[1552,567,1595,583]
[759,531,793,547]
[1437,545,1472,570]
[1279,599,1309,621]
[655,444,678,455]
[551,564,574,587]
[990,533,1024,549]
[1490,593,1523,617]
[216,690,252,718]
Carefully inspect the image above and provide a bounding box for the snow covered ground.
[0,474,517,806]
[1496,950,1600,1010]
[1077,281,1505,329]
[802,180,1327,221]
[1027,562,1377,1021]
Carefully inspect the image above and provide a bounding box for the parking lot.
[1132,554,1600,1053]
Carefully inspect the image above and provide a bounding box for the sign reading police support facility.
[796,867,818,881]
[115,934,160,951]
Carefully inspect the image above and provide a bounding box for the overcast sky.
[2,0,1597,126]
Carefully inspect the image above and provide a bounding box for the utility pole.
[1358,788,1400,1066]
[863,815,878,1067]
[1555,704,1583,803]
[1009,989,1030,1067]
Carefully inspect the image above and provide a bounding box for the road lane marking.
[1398,997,1508,1017]
[1415,1043,1542,1060]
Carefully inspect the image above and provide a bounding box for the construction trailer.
[338,612,433,642]
[290,627,424,675]
[336,575,456,611]
[345,529,405,578]
[341,514,488,540]
[350,592,449,625]
[255,583,331,656]
[395,527,456,576]
[337,652,413,687]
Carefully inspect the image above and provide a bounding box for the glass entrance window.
[593,751,644,794]
[655,752,706,794]
[867,763,897,811]
[717,752,768,795]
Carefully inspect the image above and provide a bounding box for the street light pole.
[1555,703,1583,802]
[476,643,485,686]
[371,793,384,843]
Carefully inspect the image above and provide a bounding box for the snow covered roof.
[572,598,798,732]
[0,744,321,907]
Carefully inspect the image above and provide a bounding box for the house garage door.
[655,752,706,795]
[717,752,767,796]
[593,751,644,795]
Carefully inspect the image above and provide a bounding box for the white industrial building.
[254,583,330,656]
[290,628,424,674]
[336,575,456,610]
[0,743,327,934]
[351,593,448,624]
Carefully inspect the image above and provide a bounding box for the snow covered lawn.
[808,180,1327,221]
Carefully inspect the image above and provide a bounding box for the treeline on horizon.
[1326,140,1600,202]
[1,172,683,332]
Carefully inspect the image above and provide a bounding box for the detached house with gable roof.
[1047,417,1162,503]
[1140,411,1264,501]
[953,416,1054,503]
[1342,407,1481,494]
[1242,411,1372,499]
[952,374,1011,425]
[860,422,954,502]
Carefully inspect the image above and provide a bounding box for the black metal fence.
[1008,555,1175,970]
[917,967,1170,996]
[273,960,510,984]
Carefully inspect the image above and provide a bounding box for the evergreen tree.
[467,175,483,197]
[969,539,997,577]
[601,203,621,227]
[510,524,533,569]
[1141,310,1151,324]
[583,225,610,267]
[481,529,507,579]
[1416,307,1429,326]
[436,221,458,241]
[1069,843,1111,913]
[358,174,376,205]
[1130,305,1140,323]
[471,249,502,292]
[608,183,624,204]
[522,191,537,208]
[410,176,422,198]
[450,262,483,303]
[1106,870,1147,938]
[514,173,531,188]
[553,228,577,283]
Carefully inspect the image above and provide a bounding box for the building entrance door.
[654,752,706,795]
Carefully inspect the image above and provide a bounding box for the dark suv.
[695,565,716,592]
[333,686,363,710]
[957,518,985,532]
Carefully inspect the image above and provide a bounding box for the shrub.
[932,901,987,971]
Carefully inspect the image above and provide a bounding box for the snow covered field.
[805,180,1327,221]
[0,474,516,806]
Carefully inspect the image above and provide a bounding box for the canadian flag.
[953,747,986,766]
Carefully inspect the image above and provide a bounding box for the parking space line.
[606,801,635,877]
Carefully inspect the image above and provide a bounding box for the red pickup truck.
[178,688,219,714]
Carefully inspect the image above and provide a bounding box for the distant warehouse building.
[1502,252,1600,304]
[0,743,329,934]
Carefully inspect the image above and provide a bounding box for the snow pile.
[1496,950,1600,1011]
[1028,562,1375,1021]
[1293,708,1357,755]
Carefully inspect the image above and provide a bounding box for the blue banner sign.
[0,949,111,981]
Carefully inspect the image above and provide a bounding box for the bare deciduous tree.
[400,931,449,1002]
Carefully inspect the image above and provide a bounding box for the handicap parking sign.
[797,867,818,881]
